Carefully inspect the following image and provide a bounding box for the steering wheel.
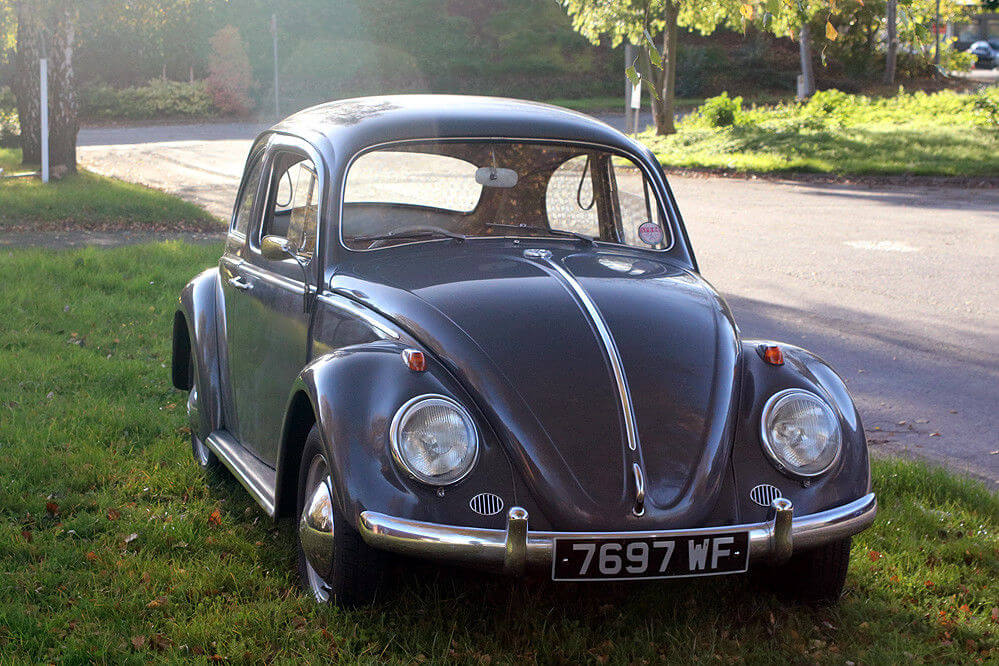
[367,225,461,249]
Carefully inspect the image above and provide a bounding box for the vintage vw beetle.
[171,95,876,606]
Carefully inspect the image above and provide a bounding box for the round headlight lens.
[391,395,478,485]
[761,389,842,477]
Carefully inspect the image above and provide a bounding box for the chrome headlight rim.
[759,388,842,479]
[389,393,479,486]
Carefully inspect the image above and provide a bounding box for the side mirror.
[261,234,294,262]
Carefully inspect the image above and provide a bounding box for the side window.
[611,159,669,250]
[261,153,319,262]
[231,156,264,238]
[545,155,599,237]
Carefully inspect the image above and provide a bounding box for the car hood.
[332,243,741,530]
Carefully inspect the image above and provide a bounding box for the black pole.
[934,0,940,66]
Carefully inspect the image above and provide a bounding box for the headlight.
[760,389,842,477]
[390,395,478,485]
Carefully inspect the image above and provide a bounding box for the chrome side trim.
[358,493,877,574]
[535,253,640,453]
[205,430,277,517]
[315,292,402,340]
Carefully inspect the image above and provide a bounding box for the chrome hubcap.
[299,454,335,603]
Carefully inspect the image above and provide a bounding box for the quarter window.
[261,153,319,261]
[231,156,264,238]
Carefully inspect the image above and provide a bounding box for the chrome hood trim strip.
[524,248,646,514]
[526,249,641,454]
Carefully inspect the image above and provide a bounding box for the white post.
[40,57,49,183]
[624,43,634,133]
[271,14,280,118]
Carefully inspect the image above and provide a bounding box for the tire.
[296,425,385,606]
[759,537,852,605]
[187,354,218,470]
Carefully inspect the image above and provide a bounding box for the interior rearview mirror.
[475,166,518,188]
[261,235,294,261]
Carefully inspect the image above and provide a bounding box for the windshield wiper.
[485,222,594,245]
[351,228,466,244]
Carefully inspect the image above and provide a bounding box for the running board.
[205,430,277,517]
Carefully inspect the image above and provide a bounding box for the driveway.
[76,121,999,485]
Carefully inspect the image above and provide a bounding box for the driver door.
[220,136,323,465]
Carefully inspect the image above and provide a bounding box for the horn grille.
[749,483,783,507]
[469,492,504,516]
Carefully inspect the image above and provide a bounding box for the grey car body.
[172,95,875,603]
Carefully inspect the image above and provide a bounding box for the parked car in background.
[171,95,877,607]
[967,40,999,68]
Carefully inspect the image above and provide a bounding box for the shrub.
[81,80,213,120]
[695,92,744,128]
[206,26,254,116]
[0,108,19,148]
[801,88,858,127]
[971,88,999,131]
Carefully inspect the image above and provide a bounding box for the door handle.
[228,275,253,291]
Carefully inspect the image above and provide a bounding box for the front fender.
[279,341,522,531]
[174,267,224,436]
[731,340,871,523]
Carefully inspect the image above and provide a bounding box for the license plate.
[552,531,749,581]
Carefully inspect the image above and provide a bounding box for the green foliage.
[971,88,999,131]
[642,89,999,175]
[0,85,17,148]
[0,241,994,663]
[81,80,214,120]
[693,92,745,127]
[0,148,218,229]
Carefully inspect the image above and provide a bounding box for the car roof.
[266,94,643,159]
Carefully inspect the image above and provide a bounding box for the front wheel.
[296,426,385,606]
[758,537,852,604]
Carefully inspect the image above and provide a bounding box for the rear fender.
[275,342,520,529]
[173,267,224,436]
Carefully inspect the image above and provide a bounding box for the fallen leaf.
[991,607,998,623]
[45,502,59,517]
[208,509,222,527]
[868,550,882,562]
[172,541,188,549]
[107,508,120,521]
[150,633,173,651]
[929,432,941,437]
[146,596,169,609]
[925,580,935,588]
[85,551,97,561]
[131,635,147,650]
[21,530,32,543]
[124,533,138,544]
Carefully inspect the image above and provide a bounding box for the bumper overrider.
[357,493,877,575]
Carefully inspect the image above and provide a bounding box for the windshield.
[341,141,671,251]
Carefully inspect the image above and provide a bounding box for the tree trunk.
[798,23,816,99]
[884,0,897,85]
[11,0,78,172]
[47,4,78,172]
[650,0,679,136]
[13,0,41,165]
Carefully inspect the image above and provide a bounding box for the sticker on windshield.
[638,222,664,246]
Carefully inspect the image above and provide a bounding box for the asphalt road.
[76,120,999,485]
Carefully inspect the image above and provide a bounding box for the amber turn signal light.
[402,349,427,372]
[758,344,784,366]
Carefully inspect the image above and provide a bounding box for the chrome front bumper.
[358,493,876,575]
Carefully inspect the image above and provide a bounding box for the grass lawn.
[1,243,996,663]
[0,148,218,231]
[641,89,999,177]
